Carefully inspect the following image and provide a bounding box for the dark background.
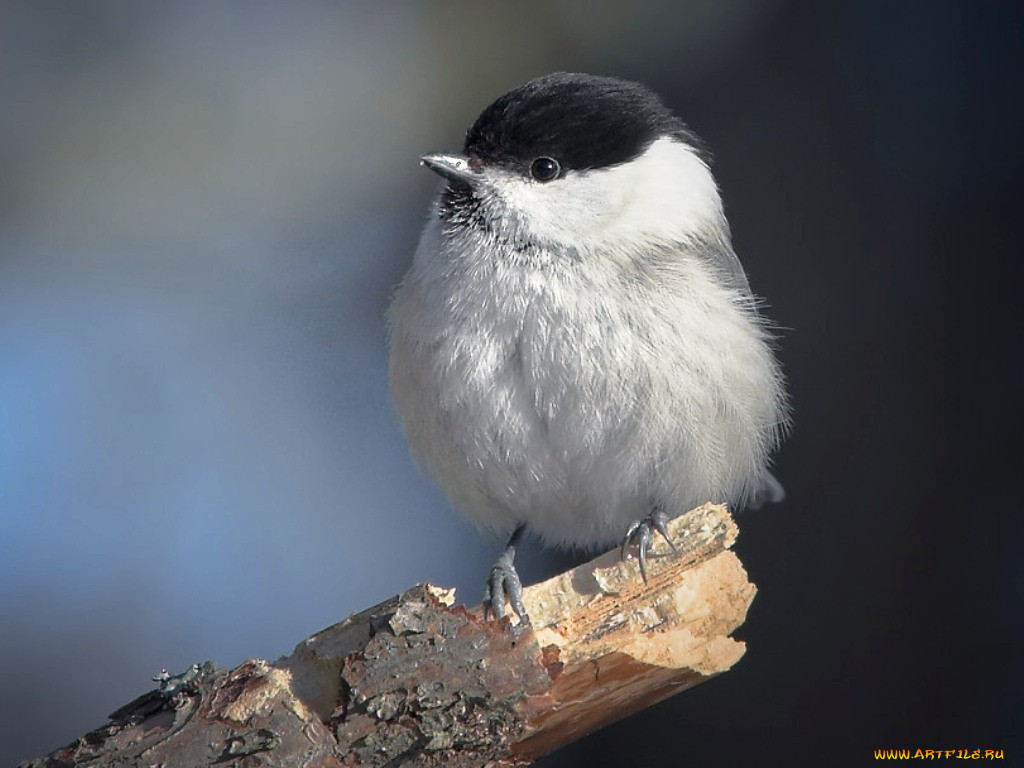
[1,2,1020,765]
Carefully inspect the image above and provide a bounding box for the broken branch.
[23,503,755,767]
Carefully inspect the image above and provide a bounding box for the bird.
[387,72,789,622]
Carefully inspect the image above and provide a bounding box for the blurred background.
[1,1,1021,765]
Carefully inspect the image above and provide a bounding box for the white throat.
[481,136,725,256]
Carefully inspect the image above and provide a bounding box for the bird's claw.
[483,552,529,623]
[621,509,677,583]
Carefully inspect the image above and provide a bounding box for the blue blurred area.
[0,2,503,758]
[2,1,1021,765]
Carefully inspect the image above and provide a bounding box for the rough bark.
[22,502,755,767]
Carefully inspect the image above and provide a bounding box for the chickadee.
[388,73,788,621]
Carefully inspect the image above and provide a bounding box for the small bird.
[388,73,789,621]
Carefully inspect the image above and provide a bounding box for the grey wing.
[699,233,754,298]
[696,230,781,509]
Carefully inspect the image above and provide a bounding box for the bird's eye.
[530,157,560,182]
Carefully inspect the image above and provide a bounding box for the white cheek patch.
[487,137,723,253]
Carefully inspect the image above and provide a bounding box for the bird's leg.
[483,524,529,623]
[621,508,678,583]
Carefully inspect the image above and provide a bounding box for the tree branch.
[23,503,755,767]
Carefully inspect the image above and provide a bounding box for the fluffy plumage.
[388,73,788,550]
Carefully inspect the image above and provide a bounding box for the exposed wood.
[22,503,755,767]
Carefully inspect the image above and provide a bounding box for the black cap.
[462,72,702,178]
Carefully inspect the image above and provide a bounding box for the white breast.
[388,213,786,549]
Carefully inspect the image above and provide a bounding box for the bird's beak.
[420,153,481,187]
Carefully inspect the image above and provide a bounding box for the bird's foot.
[620,509,677,583]
[482,524,529,623]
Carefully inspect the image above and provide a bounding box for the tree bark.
[23,502,755,767]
